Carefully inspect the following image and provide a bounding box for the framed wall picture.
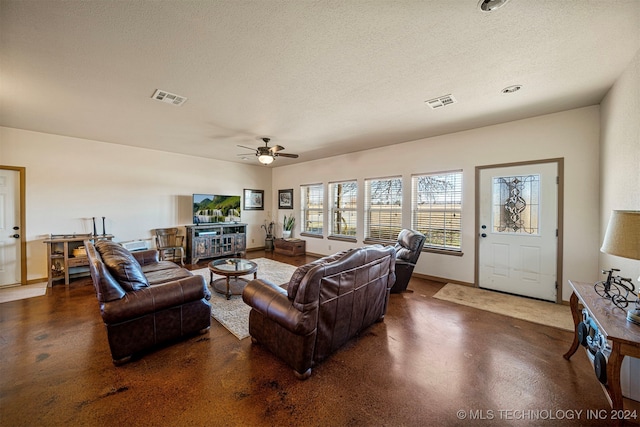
[278,189,293,209]
[243,189,264,210]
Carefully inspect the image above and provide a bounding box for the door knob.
[481,233,487,238]
[13,226,20,230]
[11,234,20,238]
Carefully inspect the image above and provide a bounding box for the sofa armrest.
[132,250,160,266]
[242,278,312,335]
[101,274,208,324]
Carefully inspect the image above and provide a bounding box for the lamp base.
[627,308,640,326]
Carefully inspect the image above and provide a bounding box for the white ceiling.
[1,0,639,166]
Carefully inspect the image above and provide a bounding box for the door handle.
[11,234,20,238]
[481,233,487,238]
[13,226,20,230]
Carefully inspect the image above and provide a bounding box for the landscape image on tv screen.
[193,194,241,224]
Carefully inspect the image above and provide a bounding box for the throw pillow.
[96,241,149,291]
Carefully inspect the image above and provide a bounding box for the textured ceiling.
[1,0,639,166]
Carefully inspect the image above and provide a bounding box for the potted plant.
[283,214,295,239]
[262,220,275,251]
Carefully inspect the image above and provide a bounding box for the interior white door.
[479,162,558,302]
[0,169,22,286]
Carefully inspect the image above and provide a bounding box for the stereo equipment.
[578,309,611,384]
[195,231,218,236]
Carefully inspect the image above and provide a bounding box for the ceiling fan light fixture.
[258,154,274,165]
[478,0,511,12]
[238,137,298,164]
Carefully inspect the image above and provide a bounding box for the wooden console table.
[564,280,640,411]
[44,234,113,287]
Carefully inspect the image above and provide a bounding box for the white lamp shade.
[258,154,274,165]
[600,210,640,260]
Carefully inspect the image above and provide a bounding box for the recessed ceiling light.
[502,85,522,94]
[478,0,511,12]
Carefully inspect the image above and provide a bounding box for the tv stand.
[185,224,247,264]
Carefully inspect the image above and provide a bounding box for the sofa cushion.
[144,268,193,286]
[140,261,184,274]
[95,240,149,291]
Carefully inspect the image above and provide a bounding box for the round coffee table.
[208,258,258,299]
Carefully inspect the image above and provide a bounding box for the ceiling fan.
[237,137,299,165]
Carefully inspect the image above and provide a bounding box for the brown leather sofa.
[242,245,396,379]
[86,239,211,365]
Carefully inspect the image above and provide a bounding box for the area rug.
[0,282,48,304]
[192,258,298,340]
[433,283,574,331]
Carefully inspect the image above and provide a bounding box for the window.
[300,184,324,236]
[411,170,462,251]
[365,176,402,241]
[329,180,357,238]
[492,174,540,234]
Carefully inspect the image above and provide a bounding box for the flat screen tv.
[193,194,241,224]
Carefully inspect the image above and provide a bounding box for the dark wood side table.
[274,238,306,256]
[564,280,640,412]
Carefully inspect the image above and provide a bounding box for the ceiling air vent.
[151,89,187,106]
[425,94,457,109]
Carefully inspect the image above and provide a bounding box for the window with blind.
[329,180,357,238]
[364,176,402,242]
[411,170,463,251]
[300,183,324,235]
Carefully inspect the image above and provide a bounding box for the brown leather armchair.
[242,245,396,379]
[390,229,426,293]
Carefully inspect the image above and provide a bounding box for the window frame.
[364,176,403,244]
[300,183,324,237]
[328,180,358,241]
[411,170,463,253]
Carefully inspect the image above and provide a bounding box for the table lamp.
[600,210,640,325]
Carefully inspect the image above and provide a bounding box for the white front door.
[478,162,559,302]
[0,169,22,286]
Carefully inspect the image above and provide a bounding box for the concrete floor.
[1,251,636,426]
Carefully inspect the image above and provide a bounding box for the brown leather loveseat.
[86,239,211,365]
[242,245,396,379]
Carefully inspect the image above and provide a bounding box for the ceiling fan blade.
[269,144,285,153]
[237,144,257,152]
[275,152,299,158]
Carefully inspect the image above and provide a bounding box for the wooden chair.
[154,228,185,266]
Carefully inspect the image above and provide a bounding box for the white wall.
[0,127,273,282]
[600,49,640,281]
[2,104,618,302]
[273,106,601,302]
[599,49,640,403]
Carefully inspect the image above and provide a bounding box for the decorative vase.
[265,237,274,251]
[283,230,292,239]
